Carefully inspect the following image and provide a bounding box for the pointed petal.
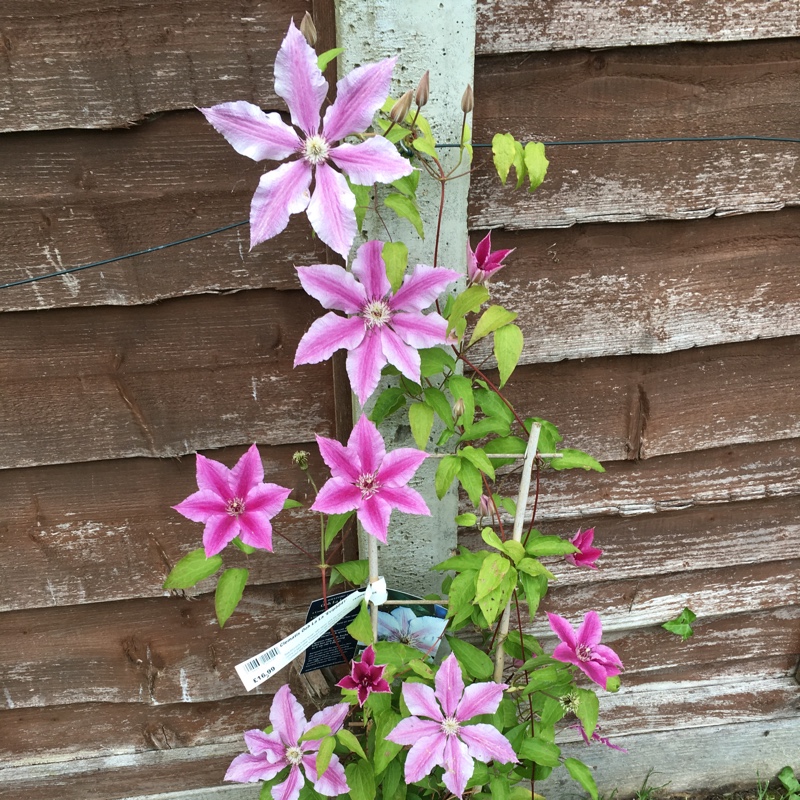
[244,729,285,760]
[485,248,515,269]
[311,477,362,515]
[377,610,404,639]
[272,764,305,800]
[442,735,474,799]
[577,610,603,646]
[474,231,493,265]
[346,330,386,405]
[390,311,450,349]
[270,685,306,747]
[224,752,283,783]
[407,615,448,653]
[231,444,264,497]
[337,675,358,691]
[381,327,421,384]
[402,731,447,784]
[200,102,301,161]
[358,495,391,543]
[316,434,361,481]
[579,658,614,689]
[401,682,443,722]
[306,162,357,260]
[296,263,367,313]
[306,753,349,796]
[552,642,581,667]
[322,58,397,141]
[246,482,292,517]
[294,312,366,366]
[349,414,385,476]
[391,265,461,312]
[547,612,578,648]
[456,682,505,722]
[330,138,413,184]
[379,486,430,516]
[593,644,624,669]
[237,512,273,551]
[195,453,233,497]
[250,160,312,249]
[173,489,227,523]
[377,447,427,486]
[351,240,390,300]
[307,702,349,736]
[435,653,465,718]
[459,723,517,765]
[274,21,327,136]
[361,644,376,667]
[202,514,239,556]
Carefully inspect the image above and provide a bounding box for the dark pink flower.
[547,611,623,690]
[294,240,460,405]
[565,527,602,569]
[570,723,628,753]
[466,231,514,285]
[336,645,391,707]
[200,21,412,258]
[311,415,429,543]
[173,445,292,557]
[386,653,517,798]
[225,685,349,800]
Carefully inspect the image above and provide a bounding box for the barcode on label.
[244,645,280,672]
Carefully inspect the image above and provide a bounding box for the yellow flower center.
[362,300,392,329]
[441,717,460,737]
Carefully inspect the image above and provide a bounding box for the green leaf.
[778,767,800,794]
[455,512,477,526]
[492,133,516,185]
[518,571,548,620]
[347,179,373,234]
[370,387,406,424]
[422,387,454,429]
[523,141,549,192]
[459,445,496,480]
[373,710,402,774]
[338,728,367,759]
[526,417,562,454]
[520,664,569,696]
[512,139,528,190]
[446,285,489,335]
[324,511,353,550]
[481,526,505,552]
[564,758,599,800]
[347,600,375,644]
[478,562,516,626]
[460,417,511,442]
[283,498,303,510]
[215,568,248,628]
[232,536,256,555]
[408,658,435,680]
[457,459,483,507]
[420,347,456,377]
[524,535,579,557]
[409,402,434,449]
[317,47,344,71]
[476,552,510,600]
[382,241,408,293]
[380,759,402,800]
[435,454,461,499]
[448,375,475,427]
[434,547,488,572]
[552,448,605,472]
[518,738,561,767]
[260,784,272,800]
[490,776,511,800]
[331,559,369,587]
[502,540,526,564]
[575,687,600,739]
[474,388,515,425]
[461,121,473,159]
[315,734,336,777]
[346,759,376,800]
[300,724,332,742]
[606,675,621,693]
[469,305,518,346]
[494,324,523,387]
[163,547,223,590]
[391,170,420,198]
[411,114,438,158]
[446,570,479,625]
[483,435,527,468]
[384,193,424,238]
[661,607,697,641]
[446,636,494,680]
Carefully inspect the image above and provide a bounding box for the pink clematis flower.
[311,414,429,543]
[295,239,460,405]
[386,653,518,799]
[565,527,603,569]
[547,611,623,690]
[466,231,514,285]
[173,445,292,557]
[200,21,412,258]
[225,685,349,800]
[336,645,391,707]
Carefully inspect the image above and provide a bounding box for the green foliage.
[661,607,697,641]
[419,347,456,378]
[778,766,800,800]
[564,758,599,800]
[523,142,549,192]
[347,179,373,233]
[574,687,600,738]
[409,401,434,448]
[382,241,408,293]
[492,133,549,192]
[446,285,489,336]
[346,600,375,645]
[232,536,256,555]
[435,454,461,499]
[518,737,561,767]
[317,48,344,71]
[346,759,376,800]
[469,305,518,346]
[330,559,369,587]
[215,567,248,628]
[384,193,424,238]
[551,448,605,472]
[446,636,494,680]
[163,547,222,590]
[300,724,332,742]
[370,387,407,425]
[324,511,353,550]
[494,323,523,387]
[315,735,336,777]
[337,728,367,759]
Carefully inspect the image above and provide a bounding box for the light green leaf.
[346,759,376,800]
[661,606,697,641]
[469,305,518,346]
[494,324,523,387]
[215,568,248,628]
[391,170,420,198]
[331,559,369,587]
[448,375,475,427]
[477,559,516,626]
[459,416,511,442]
[455,512,477,527]
[315,734,336,777]
[502,540,526,564]
[381,759,402,800]
[474,388,515,425]
[346,179,373,234]
[346,600,374,644]
[518,571,548,620]
[300,724,332,742]
[518,738,561,767]
[564,758,599,800]
[435,454,461,499]
[373,710,402,774]
[517,558,555,581]
[490,776,511,800]
[446,635,494,680]
[483,435,527,468]
[423,387,454,429]
[409,402,434,449]
[524,535,579,557]
[446,285,489,335]
[481,526,505,552]
[461,121,473,159]
[382,241,408,293]
[552,448,605,472]
[317,48,344,71]
[476,552,510,600]
[519,664,566,696]
[370,387,406,425]
[384,193,424,238]
[445,570,479,625]
[232,536,256,555]
[412,114,438,158]
[163,548,223,590]
[324,511,353,550]
[526,417,562,454]
[492,133,516,185]
[458,459,483,507]
[420,347,456,378]
[512,139,528,189]
[523,141,549,192]
[337,728,367,759]
[459,445,496,480]
[575,687,600,739]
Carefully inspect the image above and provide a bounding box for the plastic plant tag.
[236,578,387,690]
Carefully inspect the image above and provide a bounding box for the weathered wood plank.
[470,40,800,229]
[0,444,346,613]
[0,289,335,468]
[0,113,328,312]
[0,582,329,709]
[476,0,800,54]
[488,438,800,522]
[475,210,800,361]
[0,0,309,132]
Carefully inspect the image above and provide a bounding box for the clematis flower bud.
[415,70,430,108]
[478,493,492,518]
[389,89,413,124]
[292,450,310,470]
[299,12,317,47]
[461,83,474,114]
[452,397,466,419]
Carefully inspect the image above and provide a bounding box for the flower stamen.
[285,745,304,766]
[441,717,460,737]
[361,299,393,329]
[303,135,330,165]
[576,643,593,662]
[356,472,381,499]
[226,497,246,517]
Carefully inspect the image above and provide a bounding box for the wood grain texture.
[0,112,330,312]
[0,0,309,132]
[474,210,800,361]
[476,0,800,54]
[0,444,349,613]
[0,289,335,469]
[470,40,800,229]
